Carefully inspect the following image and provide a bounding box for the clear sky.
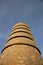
[0,0,43,58]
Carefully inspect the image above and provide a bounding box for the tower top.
[13,22,29,28]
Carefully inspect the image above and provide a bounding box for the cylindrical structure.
[1,23,42,65]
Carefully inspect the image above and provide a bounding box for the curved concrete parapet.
[1,22,42,65]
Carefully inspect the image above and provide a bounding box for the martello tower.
[1,22,42,65]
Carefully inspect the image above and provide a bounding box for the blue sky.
[0,0,43,58]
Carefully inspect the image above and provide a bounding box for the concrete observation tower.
[1,22,43,65]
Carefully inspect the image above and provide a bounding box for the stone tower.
[1,23,42,65]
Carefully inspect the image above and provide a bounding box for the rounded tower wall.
[1,22,42,65]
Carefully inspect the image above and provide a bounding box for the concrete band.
[7,36,33,42]
[13,24,29,28]
[10,31,31,36]
[1,43,41,55]
[12,27,30,32]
